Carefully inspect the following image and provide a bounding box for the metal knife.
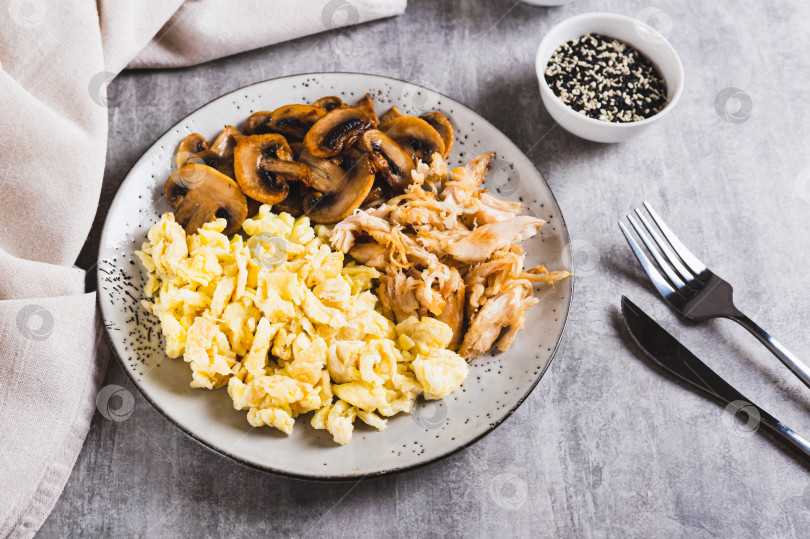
[621,295,810,462]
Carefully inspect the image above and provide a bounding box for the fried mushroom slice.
[297,148,347,193]
[304,93,379,158]
[381,116,445,163]
[420,112,453,158]
[288,141,305,158]
[359,129,415,191]
[246,197,262,219]
[313,96,344,111]
[164,164,247,235]
[379,105,403,125]
[192,149,234,178]
[234,134,311,205]
[244,104,326,140]
[303,154,375,224]
[360,177,390,209]
[175,133,209,169]
[176,127,242,177]
[258,158,312,192]
[191,149,223,169]
[164,176,186,210]
[209,125,241,161]
[271,182,309,217]
[243,111,271,135]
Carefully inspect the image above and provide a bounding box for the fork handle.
[729,314,810,390]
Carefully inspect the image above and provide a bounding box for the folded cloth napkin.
[0,0,405,535]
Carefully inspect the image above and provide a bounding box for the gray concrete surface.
[39,0,810,537]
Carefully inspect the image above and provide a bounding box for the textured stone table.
[41,0,810,536]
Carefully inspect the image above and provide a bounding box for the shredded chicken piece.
[414,280,446,315]
[330,211,393,253]
[465,251,572,310]
[435,267,465,350]
[387,226,412,268]
[398,231,440,268]
[377,268,422,322]
[329,151,570,359]
[463,193,523,226]
[458,280,538,360]
[441,153,493,209]
[465,249,525,309]
[348,242,388,268]
[388,199,456,229]
[446,216,545,264]
[415,226,470,257]
[442,153,523,227]
[522,264,572,285]
[410,153,449,189]
[415,263,453,316]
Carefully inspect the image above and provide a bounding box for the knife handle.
[686,364,810,461]
[723,398,810,462]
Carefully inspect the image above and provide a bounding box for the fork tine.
[643,202,709,278]
[634,209,699,286]
[619,221,686,308]
[627,214,691,292]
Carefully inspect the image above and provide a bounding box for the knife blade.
[621,295,810,462]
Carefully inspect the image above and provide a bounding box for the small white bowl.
[535,12,684,143]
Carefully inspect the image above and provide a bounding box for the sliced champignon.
[359,129,415,191]
[258,157,311,189]
[313,96,344,111]
[176,133,209,169]
[244,104,326,140]
[288,141,304,158]
[379,105,403,125]
[246,196,262,218]
[360,177,390,209]
[209,125,241,161]
[244,111,271,135]
[175,127,242,177]
[194,150,224,169]
[298,147,347,193]
[272,182,309,217]
[303,154,375,224]
[234,133,311,205]
[164,164,247,235]
[303,93,379,158]
[164,176,187,210]
[420,112,453,158]
[381,116,445,164]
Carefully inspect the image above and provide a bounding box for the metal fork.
[619,202,810,390]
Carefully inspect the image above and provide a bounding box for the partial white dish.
[97,72,573,479]
[535,12,684,143]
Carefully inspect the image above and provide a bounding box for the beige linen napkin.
[0,0,405,536]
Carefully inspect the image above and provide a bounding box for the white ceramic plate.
[97,72,573,479]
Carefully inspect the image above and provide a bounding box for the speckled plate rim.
[97,71,573,481]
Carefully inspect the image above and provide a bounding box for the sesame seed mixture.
[544,33,668,123]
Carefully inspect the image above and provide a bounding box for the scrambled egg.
[136,206,469,444]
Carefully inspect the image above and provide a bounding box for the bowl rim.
[535,11,685,129]
[96,71,575,482]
